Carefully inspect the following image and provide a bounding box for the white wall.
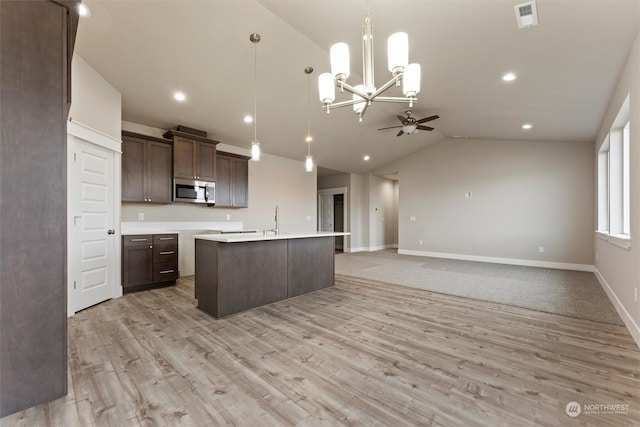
[367,175,398,250]
[593,31,640,346]
[69,55,122,140]
[377,138,595,269]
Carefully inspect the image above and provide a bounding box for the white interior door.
[71,138,116,312]
[319,194,334,231]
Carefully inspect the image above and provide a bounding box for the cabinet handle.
[159,270,175,274]
[130,238,148,242]
[159,251,175,255]
[159,237,175,241]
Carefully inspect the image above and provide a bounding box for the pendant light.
[250,33,261,161]
[304,66,314,172]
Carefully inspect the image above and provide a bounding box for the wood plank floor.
[2,275,639,426]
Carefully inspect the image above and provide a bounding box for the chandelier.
[318,5,421,122]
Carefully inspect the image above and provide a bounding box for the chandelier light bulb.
[318,73,335,104]
[403,63,421,97]
[330,43,350,80]
[387,32,408,74]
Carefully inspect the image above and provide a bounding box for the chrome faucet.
[274,205,279,234]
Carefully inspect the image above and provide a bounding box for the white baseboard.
[594,268,640,349]
[397,249,594,272]
[345,244,397,253]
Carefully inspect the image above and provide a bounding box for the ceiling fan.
[377,110,440,136]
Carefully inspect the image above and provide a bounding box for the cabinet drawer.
[123,234,153,246]
[153,244,177,263]
[153,234,178,244]
[153,262,178,283]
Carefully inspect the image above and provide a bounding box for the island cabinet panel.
[287,237,335,297]
[195,239,288,317]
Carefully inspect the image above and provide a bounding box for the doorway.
[318,187,347,252]
[67,121,121,315]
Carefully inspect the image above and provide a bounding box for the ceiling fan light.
[387,32,408,74]
[403,63,421,97]
[251,140,261,161]
[352,85,366,114]
[318,73,336,104]
[330,42,350,80]
[305,155,314,172]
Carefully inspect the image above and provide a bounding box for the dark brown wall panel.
[0,0,78,417]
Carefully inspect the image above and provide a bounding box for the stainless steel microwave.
[173,178,215,204]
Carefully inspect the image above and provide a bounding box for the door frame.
[67,120,122,316]
[317,187,348,250]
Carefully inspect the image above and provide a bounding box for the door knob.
[107,229,115,235]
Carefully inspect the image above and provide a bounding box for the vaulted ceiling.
[75,0,639,175]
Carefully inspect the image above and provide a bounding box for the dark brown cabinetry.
[122,131,173,204]
[1,0,80,417]
[122,234,178,292]
[164,130,219,181]
[215,152,250,208]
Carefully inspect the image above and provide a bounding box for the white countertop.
[122,229,180,236]
[193,231,349,243]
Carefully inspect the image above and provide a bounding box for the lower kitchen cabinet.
[122,233,178,292]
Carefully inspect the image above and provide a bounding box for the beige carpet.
[335,250,624,325]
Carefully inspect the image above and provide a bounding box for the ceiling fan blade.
[416,115,440,124]
[397,115,409,125]
[378,125,403,130]
[396,130,404,137]
[416,125,434,131]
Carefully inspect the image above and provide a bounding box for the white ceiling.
[75,0,639,175]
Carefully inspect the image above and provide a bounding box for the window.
[597,94,630,247]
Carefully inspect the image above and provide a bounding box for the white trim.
[594,268,640,349]
[317,186,349,250]
[595,231,631,249]
[345,247,366,253]
[67,119,122,153]
[368,244,397,251]
[397,249,594,272]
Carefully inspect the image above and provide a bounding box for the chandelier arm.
[321,99,364,110]
[370,74,403,98]
[338,81,370,99]
[372,96,418,103]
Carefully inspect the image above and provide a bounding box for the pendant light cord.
[307,71,311,156]
[253,41,258,142]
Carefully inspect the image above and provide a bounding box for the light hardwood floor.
[2,275,639,426]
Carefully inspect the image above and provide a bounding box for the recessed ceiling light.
[78,3,91,17]
[244,115,253,123]
[522,123,532,130]
[502,72,517,82]
[174,92,186,102]
[363,155,370,161]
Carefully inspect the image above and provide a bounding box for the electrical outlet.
[538,246,544,253]
[410,216,416,222]
[306,216,311,221]
[226,214,231,220]
[419,240,423,245]
[138,212,144,221]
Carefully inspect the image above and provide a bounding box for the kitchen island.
[194,231,349,317]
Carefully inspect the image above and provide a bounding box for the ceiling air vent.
[514,1,538,29]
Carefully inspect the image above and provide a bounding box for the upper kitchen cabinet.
[163,130,219,181]
[215,152,250,208]
[122,131,173,204]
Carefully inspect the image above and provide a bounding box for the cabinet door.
[122,238,153,288]
[197,142,216,181]
[146,141,173,203]
[173,137,195,179]
[232,157,249,207]
[215,154,232,207]
[122,137,145,202]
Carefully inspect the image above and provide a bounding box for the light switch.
[465,191,473,199]
[138,212,144,221]
[410,216,416,222]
